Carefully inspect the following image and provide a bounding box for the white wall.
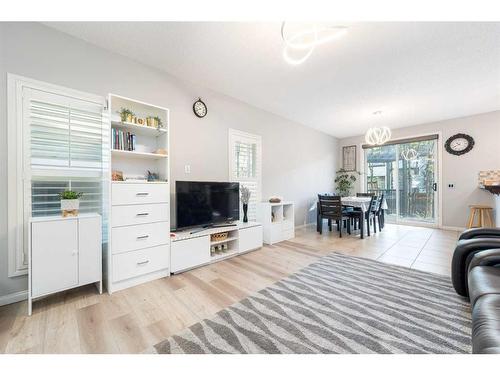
[0,23,338,299]
[337,111,500,228]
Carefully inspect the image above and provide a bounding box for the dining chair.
[375,193,385,230]
[364,195,378,236]
[317,195,350,237]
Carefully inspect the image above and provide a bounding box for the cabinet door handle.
[136,212,149,216]
[137,235,149,240]
[136,192,149,196]
[137,260,150,266]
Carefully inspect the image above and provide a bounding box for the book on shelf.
[112,128,136,151]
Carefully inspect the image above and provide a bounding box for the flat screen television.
[176,181,240,230]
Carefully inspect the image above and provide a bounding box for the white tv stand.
[170,221,263,274]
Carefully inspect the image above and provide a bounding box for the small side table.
[467,205,494,229]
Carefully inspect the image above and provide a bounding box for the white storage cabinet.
[29,213,102,315]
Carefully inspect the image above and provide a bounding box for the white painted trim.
[295,223,315,230]
[0,290,28,307]
[7,73,105,278]
[441,225,465,232]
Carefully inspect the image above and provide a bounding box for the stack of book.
[112,128,136,151]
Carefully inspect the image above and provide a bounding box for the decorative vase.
[242,203,248,223]
[61,199,80,217]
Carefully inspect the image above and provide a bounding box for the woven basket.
[211,232,228,242]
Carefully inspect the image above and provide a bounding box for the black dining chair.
[317,195,351,237]
[364,195,378,236]
[374,193,385,231]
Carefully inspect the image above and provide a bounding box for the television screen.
[176,181,240,229]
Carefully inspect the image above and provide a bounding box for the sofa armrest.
[469,249,500,272]
[451,238,500,297]
[459,228,500,240]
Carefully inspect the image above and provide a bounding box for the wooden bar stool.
[467,205,494,228]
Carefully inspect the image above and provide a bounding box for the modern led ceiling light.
[281,22,348,65]
[365,111,392,146]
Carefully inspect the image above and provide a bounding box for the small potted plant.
[59,190,83,217]
[240,186,251,223]
[153,116,163,129]
[119,108,135,123]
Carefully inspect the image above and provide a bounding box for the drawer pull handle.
[136,192,149,196]
[137,260,150,266]
[137,235,149,240]
[136,213,149,216]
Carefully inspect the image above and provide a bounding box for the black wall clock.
[444,133,474,156]
[193,98,207,118]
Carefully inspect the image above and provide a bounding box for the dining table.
[316,196,388,239]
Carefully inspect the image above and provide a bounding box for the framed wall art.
[342,145,357,172]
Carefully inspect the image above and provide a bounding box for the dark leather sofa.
[451,228,500,354]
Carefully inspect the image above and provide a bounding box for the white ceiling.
[44,22,500,138]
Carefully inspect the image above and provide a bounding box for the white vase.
[61,199,80,211]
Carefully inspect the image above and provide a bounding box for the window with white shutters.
[7,74,106,277]
[228,129,262,221]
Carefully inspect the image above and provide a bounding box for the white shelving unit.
[258,201,295,244]
[105,94,171,293]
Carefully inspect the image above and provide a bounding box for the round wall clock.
[193,98,207,118]
[444,133,474,156]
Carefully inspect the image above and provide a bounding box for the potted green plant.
[59,190,83,216]
[153,116,163,129]
[335,168,360,197]
[119,108,135,123]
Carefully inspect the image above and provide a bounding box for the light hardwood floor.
[0,223,459,354]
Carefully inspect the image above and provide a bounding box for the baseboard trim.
[0,290,27,306]
[440,225,465,232]
[296,223,315,230]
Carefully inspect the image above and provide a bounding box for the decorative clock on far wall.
[444,133,475,156]
[193,97,207,118]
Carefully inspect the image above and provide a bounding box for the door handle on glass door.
[432,183,437,192]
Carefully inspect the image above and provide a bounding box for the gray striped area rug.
[154,252,471,354]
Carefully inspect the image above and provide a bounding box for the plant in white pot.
[59,190,83,217]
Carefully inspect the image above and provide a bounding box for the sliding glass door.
[364,136,438,226]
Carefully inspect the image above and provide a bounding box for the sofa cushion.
[472,294,500,354]
[468,266,500,307]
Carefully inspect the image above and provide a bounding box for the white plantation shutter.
[229,129,262,221]
[25,88,104,171]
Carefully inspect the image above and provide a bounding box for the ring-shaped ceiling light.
[281,22,348,65]
[365,111,392,146]
[365,127,392,146]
